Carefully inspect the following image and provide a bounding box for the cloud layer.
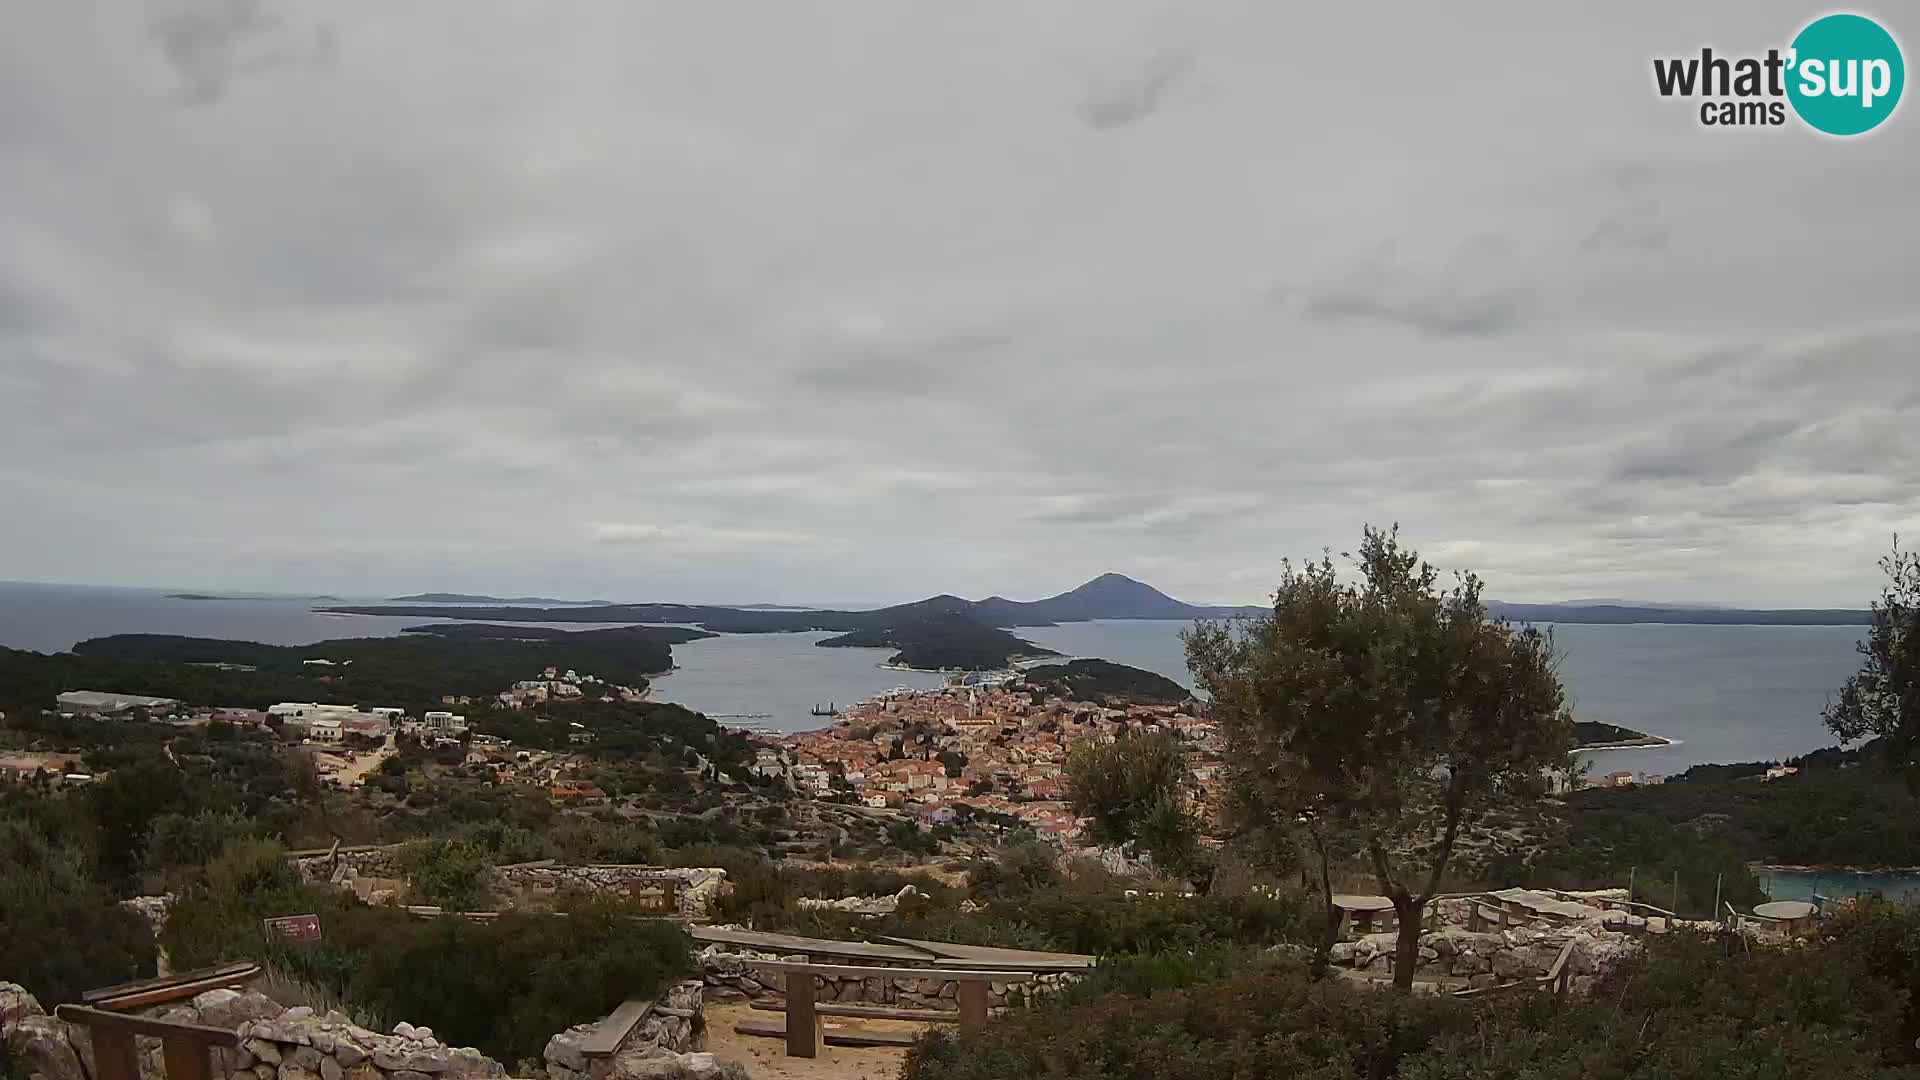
[3,1,1917,607]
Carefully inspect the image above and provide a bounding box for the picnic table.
[1754,900,1818,934]
[1331,894,1396,935]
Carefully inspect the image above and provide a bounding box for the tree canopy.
[1186,525,1571,988]
[1065,730,1201,878]
[1826,537,1920,790]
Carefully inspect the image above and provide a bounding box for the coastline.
[1574,734,1679,752]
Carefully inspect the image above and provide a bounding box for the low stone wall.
[497,865,727,922]
[0,984,506,1080]
[542,981,704,1080]
[290,849,728,921]
[697,944,1075,1011]
[1329,925,1641,991]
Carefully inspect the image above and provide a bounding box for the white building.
[423,711,469,734]
[269,703,361,721]
[56,690,180,716]
[308,719,344,743]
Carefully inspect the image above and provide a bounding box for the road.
[318,736,396,788]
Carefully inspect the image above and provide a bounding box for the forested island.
[1019,659,1190,705]
[817,610,1058,671]
[0,624,708,717]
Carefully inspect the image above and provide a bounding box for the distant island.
[816,607,1058,671]
[1573,720,1672,750]
[1019,659,1190,705]
[320,573,1873,670]
[387,593,615,605]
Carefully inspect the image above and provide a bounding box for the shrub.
[0,814,156,1006]
[399,838,495,910]
[906,912,1920,1080]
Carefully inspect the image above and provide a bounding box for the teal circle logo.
[1787,13,1904,135]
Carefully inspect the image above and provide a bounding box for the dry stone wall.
[288,849,728,921]
[697,944,1075,1011]
[0,985,506,1080]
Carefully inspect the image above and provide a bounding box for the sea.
[0,582,1865,770]
[0,581,1893,899]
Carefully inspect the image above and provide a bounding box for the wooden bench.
[749,962,1031,1058]
[82,963,263,1012]
[57,1005,239,1080]
[572,998,654,1062]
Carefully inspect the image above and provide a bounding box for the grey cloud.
[149,0,271,104]
[1296,240,1527,339]
[2,1,1917,607]
[148,0,337,105]
[1077,51,1195,130]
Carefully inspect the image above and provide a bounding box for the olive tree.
[1825,537,1920,789]
[1065,730,1202,881]
[1186,526,1571,989]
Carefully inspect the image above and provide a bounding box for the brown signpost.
[262,914,322,946]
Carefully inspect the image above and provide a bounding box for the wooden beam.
[55,1006,240,1046]
[574,999,654,1059]
[733,1018,919,1049]
[83,963,260,1005]
[750,1002,958,1023]
[750,962,1029,981]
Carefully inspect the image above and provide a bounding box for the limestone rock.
[544,1029,589,1073]
[4,1014,87,1080]
[286,1045,325,1071]
[0,984,44,1033]
[320,1057,343,1080]
[373,1047,452,1073]
[277,1064,321,1080]
[194,990,249,1031]
[333,1039,368,1067]
[247,1039,285,1065]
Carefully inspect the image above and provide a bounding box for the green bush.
[162,847,691,1066]
[399,838,495,910]
[906,911,1920,1080]
[0,814,156,1006]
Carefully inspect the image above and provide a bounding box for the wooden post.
[1627,866,1636,906]
[1671,871,1680,920]
[91,1028,141,1080]
[956,980,989,1033]
[1712,874,1723,927]
[784,970,817,1058]
[661,878,679,914]
[161,1035,214,1080]
[56,1005,235,1080]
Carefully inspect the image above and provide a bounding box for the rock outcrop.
[0,983,507,1080]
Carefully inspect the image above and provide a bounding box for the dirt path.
[702,1003,930,1080]
[318,737,395,788]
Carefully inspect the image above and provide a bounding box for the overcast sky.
[3,2,1916,608]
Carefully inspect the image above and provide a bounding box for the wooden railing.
[56,1006,238,1080]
